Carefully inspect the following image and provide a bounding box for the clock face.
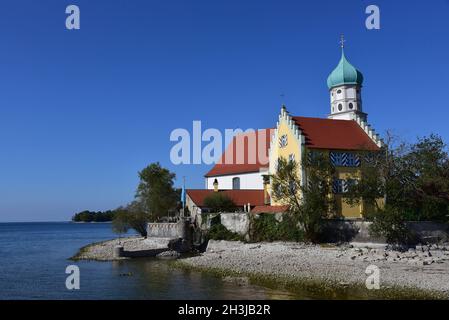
[279,134,288,148]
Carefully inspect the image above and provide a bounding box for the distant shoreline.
[0,221,113,224]
[71,221,112,224]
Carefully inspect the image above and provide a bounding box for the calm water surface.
[0,222,298,299]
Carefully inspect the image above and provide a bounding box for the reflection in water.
[97,257,378,300]
[117,258,299,300]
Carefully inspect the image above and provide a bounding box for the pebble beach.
[178,240,449,298]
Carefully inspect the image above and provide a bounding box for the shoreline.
[175,240,449,299]
[70,236,172,261]
[72,237,449,299]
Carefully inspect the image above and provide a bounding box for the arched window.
[349,102,354,109]
[338,104,343,111]
[232,177,240,190]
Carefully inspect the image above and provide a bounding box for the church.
[186,41,384,219]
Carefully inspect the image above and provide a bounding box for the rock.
[408,259,424,266]
[372,254,386,261]
[387,257,397,262]
[168,238,191,253]
[156,250,181,259]
[423,258,434,265]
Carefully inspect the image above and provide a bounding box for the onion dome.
[327,49,364,89]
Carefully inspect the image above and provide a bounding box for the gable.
[205,129,273,177]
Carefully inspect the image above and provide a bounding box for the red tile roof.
[204,117,379,177]
[186,189,265,207]
[205,129,273,177]
[292,117,380,151]
[251,205,289,214]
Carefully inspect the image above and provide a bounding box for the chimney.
[213,179,219,192]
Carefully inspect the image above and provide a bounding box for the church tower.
[327,36,366,121]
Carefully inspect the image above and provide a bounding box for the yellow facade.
[269,116,378,219]
[270,119,302,207]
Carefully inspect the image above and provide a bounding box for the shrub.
[249,213,303,242]
[203,193,237,213]
[271,155,335,243]
[207,223,243,241]
[365,207,416,245]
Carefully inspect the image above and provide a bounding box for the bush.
[365,207,416,245]
[249,213,303,242]
[203,193,237,213]
[112,207,150,238]
[207,223,243,241]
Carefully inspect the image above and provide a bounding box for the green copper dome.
[327,49,364,89]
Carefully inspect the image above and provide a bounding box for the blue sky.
[0,0,448,222]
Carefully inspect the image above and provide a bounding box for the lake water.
[0,222,298,300]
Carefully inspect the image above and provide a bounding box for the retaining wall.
[147,219,191,239]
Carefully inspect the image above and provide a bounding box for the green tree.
[72,210,117,222]
[403,134,449,221]
[136,162,180,221]
[203,193,237,213]
[345,133,449,244]
[112,202,150,238]
[271,153,336,243]
[112,208,130,240]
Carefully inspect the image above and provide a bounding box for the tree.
[72,210,117,222]
[112,208,130,242]
[203,193,237,213]
[345,133,449,244]
[403,134,449,221]
[112,202,150,238]
[135,162,180,221]
[271,153,336,243]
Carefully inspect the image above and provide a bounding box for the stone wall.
[147,218,191,239]
[201,212,449,245]
[220,213,250,236]
[322,219,449,244]
[407,221,449,243]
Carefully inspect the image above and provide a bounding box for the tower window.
[337,89,342,94]
[349,103,354,109]
[338,104,343,111]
